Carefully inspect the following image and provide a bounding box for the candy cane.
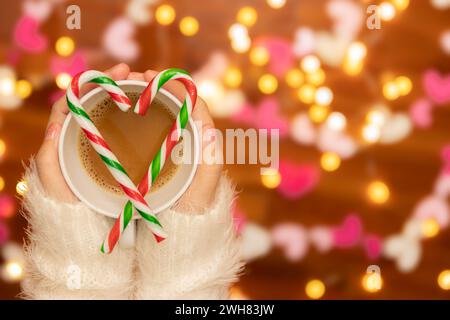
[102,68,197,253]
[66,70,167,254]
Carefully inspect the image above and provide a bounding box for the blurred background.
[1,0,450,299]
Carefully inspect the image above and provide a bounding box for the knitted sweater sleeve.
[20,160,135,299]
[20,160,243,300]
[135,177,244,300]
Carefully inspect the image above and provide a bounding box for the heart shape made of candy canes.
[66,68,197,253]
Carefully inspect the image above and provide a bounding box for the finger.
[46,63,131,129]
[128,72,145,80]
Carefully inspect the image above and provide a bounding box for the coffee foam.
[78,91,183,195]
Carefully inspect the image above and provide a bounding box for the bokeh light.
[249,46,270,66]
[326,112,347,131]
[223,67,242,88]
[179,16,199,36]
[267,0,286,9]
[237,6,258,27]
[438,270,450,290]
[55,73,72,90]
[55,36,75,56]
[309,104,329,123]
[305,279,325,299]
[16,180,28,196]
[155,4,176,25]
[261,168,281,189]
[378,2,396,21]
[362,272,383,293]
[297,84,316,104]
[258,74,278,94]
[320,152,341,172]
[285,69,304,88]
[421,218,440,238]
[15,79,32,99]
[367,180,390,204]
[315,86,333,106]
[301,55,321,74]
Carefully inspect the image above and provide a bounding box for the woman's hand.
[127,70,223,214]
[35,63,131,203]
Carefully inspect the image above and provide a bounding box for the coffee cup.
[58,80,200,248]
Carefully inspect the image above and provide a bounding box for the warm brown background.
[1,0,450,299]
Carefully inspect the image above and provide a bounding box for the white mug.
[58,80,200,248]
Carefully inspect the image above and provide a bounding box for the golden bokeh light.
[362,124,381,143]
[378,2,396,21]
[261,168,281,189]
[0,139,5,158]
[367,180,390,204]
[223,67,242,88]
[306,68,326,86]
[237,6,258,27]
[297,84,316,104]
[392,0,409,11]
[301,55,321,73]
[305,279,326,299]
[362,273,383,293]
[309,104,329,124]
[155,4,176,25]
[315,86,333,106]
[383,81,400,100]
[249,46,270,66]
[55,72,72,90]
[179,16,199,36]
[285,69,304,88]
[421,218,440,238]
[258,74,278,94]
[395,76,412,96]
[267,0,286,9]
[55,36,75,57]
[2,261,24,282]
[16,179,28,196]
[326,112,347,131]
[438,270,450,290]
[15,79,32,99]
[320,152,341,172]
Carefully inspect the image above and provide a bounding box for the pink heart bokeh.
[423,70,450,105]
[13,16,48,53]
[50,50,88,76]
[332,214,363,248]
[277,161,320,199]
[103,17,139,62]
[272,223,309,262]
[363,234,382,260]
[256,37,294,77]
[232,98,289,137]
[409,98,433,129]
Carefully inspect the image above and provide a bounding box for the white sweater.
[20,161,243,299]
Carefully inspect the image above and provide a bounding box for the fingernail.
[45,124,58,141]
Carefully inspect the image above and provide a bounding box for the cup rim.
[58,79,200,218]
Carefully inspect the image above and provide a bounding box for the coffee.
[78,91,182,195]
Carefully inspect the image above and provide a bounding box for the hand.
[127,70,223,214]
[35,63,131,203]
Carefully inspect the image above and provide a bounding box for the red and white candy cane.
[102,68,197,253]
[66,70,167,254]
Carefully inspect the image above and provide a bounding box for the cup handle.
[119,220,136,249]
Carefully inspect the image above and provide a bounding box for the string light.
[438,270,450,290]
[297,84,316,104]
[378,2,396,21]
[308,104,329,123]
[306,69,326,86]
[362,124,381,143]
[362,272,383,293]
[223,67,242,88]
[236,6,258,27]
[15,79,32,99]
[0,176,4,192]
[395,76,412,96]
[421,218,440,238]
[258,74,278,94]
[55,72,72,90]
[261,168,281,189]
[231,37,251,53]
[2,261,24,282]
[391,0,409,11]
[383,81,400,101]
[249,46,270,66]
[367,180,390,204]
[301,55,321,73]
[285,69,304,88]
[55,36,75,57]
[179,16,199,36]
[0,139,6,158]
[326,112,347,131]
[16,179,28,196]
[228,23,248,40]
[155,4,176,25]
[366,109,386,127]
[267,0,286,9]
[320,152,341,172]
[305,279,325,299]
[315,86,333,106]
[0,76,15,96]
